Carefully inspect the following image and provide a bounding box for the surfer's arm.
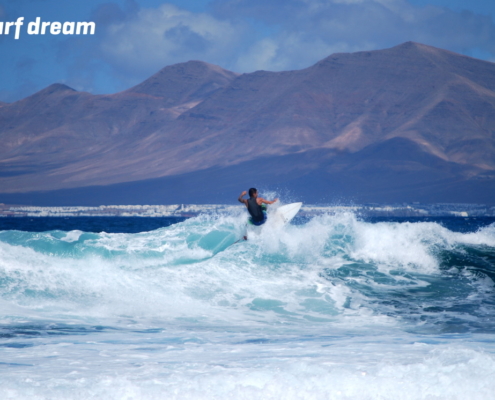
[259,197,278,205]
[238,191,248,206]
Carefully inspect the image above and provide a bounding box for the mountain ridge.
[1,41,495,204]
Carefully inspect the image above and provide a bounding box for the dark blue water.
[0,216,186,233]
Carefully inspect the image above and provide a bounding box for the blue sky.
[2,0,495,102]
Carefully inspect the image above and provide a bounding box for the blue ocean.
[1,210,495,399]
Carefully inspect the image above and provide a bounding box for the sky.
[1,0,495,102]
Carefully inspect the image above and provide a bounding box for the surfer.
[238,188,278,227]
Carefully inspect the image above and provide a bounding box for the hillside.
[1,42,495,205]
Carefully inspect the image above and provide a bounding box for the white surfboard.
[274,202,303,224]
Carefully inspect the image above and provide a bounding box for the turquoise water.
[1,212,495,399]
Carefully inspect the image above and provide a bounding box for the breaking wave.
[1,211,495,399]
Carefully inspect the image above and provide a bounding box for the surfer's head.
[248,188,258,198]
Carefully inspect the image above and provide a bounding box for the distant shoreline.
[1,203,493,217]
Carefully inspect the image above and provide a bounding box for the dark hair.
[248,188,257,197]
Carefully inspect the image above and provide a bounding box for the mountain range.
[1,41,495,205]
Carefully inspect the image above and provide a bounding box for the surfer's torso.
[247,197,265,223]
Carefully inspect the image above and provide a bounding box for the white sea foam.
[1,212,495,399]
[0,337,494,400]
[0,212,493,323]
[60,230,83,242]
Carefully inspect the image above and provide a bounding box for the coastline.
[1,202,493,217]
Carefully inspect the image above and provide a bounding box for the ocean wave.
[0,212,493,333]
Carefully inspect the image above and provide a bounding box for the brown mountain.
[0,61,239,190]
[1,42,495,205]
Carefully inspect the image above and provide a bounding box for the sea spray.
[0,212,494,399]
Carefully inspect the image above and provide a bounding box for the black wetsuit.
[247,197,265,223]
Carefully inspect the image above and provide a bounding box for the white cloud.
[3,0,495,102]
[232,0,495,70]
[97,0,495,80]
[236,35,367,72]
[100,3,241,76]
